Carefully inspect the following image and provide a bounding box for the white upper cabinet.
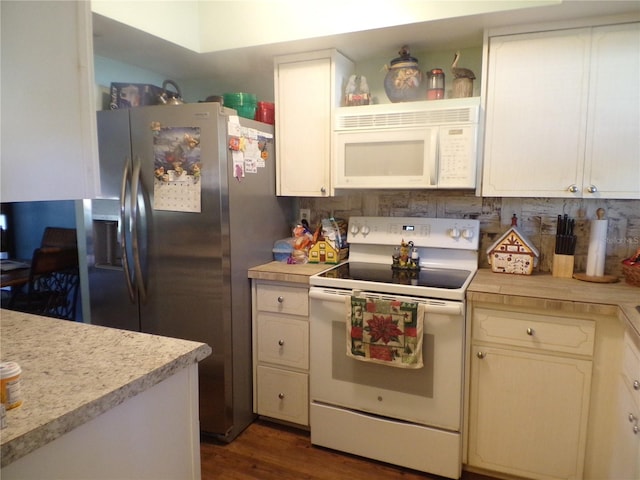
[1,1,99,202]
[584,23,640,199]
[274,50,353,197]
[482,21,640,198]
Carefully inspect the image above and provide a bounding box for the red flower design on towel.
[351,326,363,340]
[369,345,393,361]
[404,326,417,337]
[366,315,403,344]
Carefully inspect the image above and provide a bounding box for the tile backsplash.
[299,191,640,278]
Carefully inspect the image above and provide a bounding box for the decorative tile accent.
[299,193,640,277]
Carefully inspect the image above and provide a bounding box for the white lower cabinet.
[252,280,310,426]
[467,306,595,480]
[607,329,640,480]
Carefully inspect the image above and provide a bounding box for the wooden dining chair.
[9,246,80,321]
[40,227,77,249]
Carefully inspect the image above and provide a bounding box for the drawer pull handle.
[633,380,640,391]
[278,393,285,400]
[278,339,285,346]
[277,296,284,303]
[526,327,534,336]
[477,351,486,359]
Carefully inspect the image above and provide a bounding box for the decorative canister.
[0,361,23,410]
[384,46,423,103]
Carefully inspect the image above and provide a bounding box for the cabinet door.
[0,1,99,202]
[257,365,309,425]
[275,56,333,196]
[483,29,591,197]
[468,345,592,480]
[607,379,640,480]
[257,312,309,369]
[584,22,640,199]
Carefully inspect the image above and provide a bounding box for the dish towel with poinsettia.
[346,296,425,368]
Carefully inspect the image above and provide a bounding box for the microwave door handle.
[429,128,438,187]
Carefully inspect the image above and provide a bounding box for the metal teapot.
[157,80,184,105]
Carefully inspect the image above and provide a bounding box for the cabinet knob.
[278,339,285,346]
[568,184,579,193]
[586,185,598,193]
[634,425,639,435]
[320,186,327,194]
[278,393,285,400]
[477,351,486,359]
[629,413,637,423]
[633,380,639,391]
[526,327,534,336]
[277,296,284,303]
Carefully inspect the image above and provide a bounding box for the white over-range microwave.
[333,97,480,189]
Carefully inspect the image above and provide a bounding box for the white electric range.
[308,216,480,479]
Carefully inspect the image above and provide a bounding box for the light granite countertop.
[469,269,640,336]
[0,310,211,467]
[248,261,333,284]
[248,262,639,335]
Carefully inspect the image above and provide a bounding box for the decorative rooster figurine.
[451,51,476,79]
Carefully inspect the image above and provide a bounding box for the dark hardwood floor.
[201,419,498,480]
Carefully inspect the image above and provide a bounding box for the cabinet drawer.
[256,365,308,425]
[256,283,309,316]
[257,312,309,369]
[473,307,595,356]
[622,329,640,410]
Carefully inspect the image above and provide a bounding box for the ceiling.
[92,1,640,83]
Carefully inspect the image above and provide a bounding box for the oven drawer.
[473,307,595,356]
[256,282,309,316]
[257,365,309,425]
[257,312,309,369]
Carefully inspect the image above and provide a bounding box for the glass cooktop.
[317,262,472,289]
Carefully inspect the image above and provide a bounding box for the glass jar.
[427,69,445,100]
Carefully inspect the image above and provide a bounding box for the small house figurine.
[487,214,539,275]
[308,239,341,264]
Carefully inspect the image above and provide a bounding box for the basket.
[622,263,640,287]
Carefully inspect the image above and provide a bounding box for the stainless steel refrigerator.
[78,103,292,440]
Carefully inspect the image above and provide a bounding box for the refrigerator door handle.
[131,156,147,303]
[120,158,136,302]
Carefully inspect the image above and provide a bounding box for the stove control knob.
[350,225,360,235]
[449,227,461,239]
[462,228,474,240]
[361,225,371,236]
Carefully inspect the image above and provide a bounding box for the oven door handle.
[309,288,463,316]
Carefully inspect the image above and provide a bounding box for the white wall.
[92,0,560,53]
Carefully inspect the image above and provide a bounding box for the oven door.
[309,287,465,431]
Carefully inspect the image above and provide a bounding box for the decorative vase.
[384,46,423,103]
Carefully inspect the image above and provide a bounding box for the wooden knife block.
[552,254,575,278]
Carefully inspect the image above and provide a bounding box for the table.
[0,267,30,288]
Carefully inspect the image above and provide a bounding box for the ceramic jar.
[384,46,423,103]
